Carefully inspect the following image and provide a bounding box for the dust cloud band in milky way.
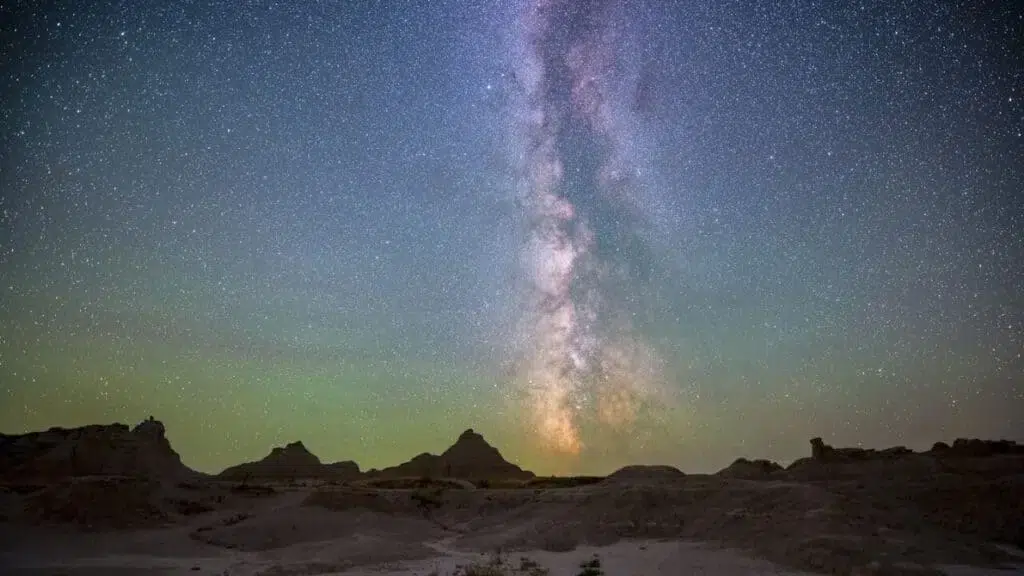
[501,0,673,456]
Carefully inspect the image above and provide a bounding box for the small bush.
[452,554,549,576]
[519,556,549,576]
[222,512,249,526]
[577,556,602,576]
[411,486,444,510]
[460,564,507,576]
[231,483,276,496]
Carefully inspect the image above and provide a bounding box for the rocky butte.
[1,418,1023,576]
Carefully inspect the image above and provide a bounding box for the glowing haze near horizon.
[1,0,1021,475]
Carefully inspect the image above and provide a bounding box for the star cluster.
[1,0,1021,475]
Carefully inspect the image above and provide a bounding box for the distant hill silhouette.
[371,429,534,481]
[781,436,1024,480]
[218,441,360,481]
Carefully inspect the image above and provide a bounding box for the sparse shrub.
[222,512,249,526]
[231,483,276,496]
[170,497,214,516]
[519,556,548,576]
[525,476,605,489]
[451,551,553,576]
[4,483,46,495]
[577,556,602,576]
[491,548,504,565]
[460,563,508,576]
[411,486,444,510]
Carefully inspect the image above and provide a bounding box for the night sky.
[1,0,1021,476]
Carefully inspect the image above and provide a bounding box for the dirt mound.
[0,417,196,482]
[374,429,534,481]
[716,458,783,478]
[604,465,685,482]
[218,441,360,481]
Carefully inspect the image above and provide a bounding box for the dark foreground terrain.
[1,419,1022,575]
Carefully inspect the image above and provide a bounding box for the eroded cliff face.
[0,416,194,482]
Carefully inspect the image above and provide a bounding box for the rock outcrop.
[934,438,1024,458]
[778,437,1024,550]
[785,436,1024,480]
[218,441,360,481]
[807,437,914,462]
[373,429,533,481]
[0,416,196,482]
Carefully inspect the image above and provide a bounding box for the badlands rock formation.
[371,428,535,481]
[0,416,196,482]
[218,441,360,481]
[1,419,1022,576]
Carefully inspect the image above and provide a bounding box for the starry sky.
[1,0,1021,476]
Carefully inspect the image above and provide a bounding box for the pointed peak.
[270,441,312,455]
[458,429,482,441]
[264,441,320,465]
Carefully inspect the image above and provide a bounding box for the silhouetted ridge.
[218,441,358,481]
[0,416,195,481]
[372,429,533,481]
[783,436,1024,480]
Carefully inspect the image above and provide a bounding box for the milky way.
[2,0,1019,476]
[504,0,671,456]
